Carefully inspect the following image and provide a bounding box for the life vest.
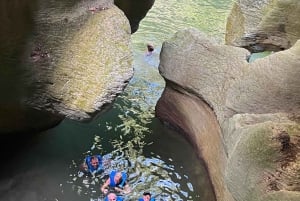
[109,170,127,188]
[85,155,103,174]
[138,198,155,201]
[104,196,123,201]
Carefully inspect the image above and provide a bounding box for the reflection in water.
[63,73,215,200]
[69,150,200,200]
[67,124,208,201]
[132,0,233,52]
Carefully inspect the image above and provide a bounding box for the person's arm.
[123,184,131,193]
[101,178,110,194]
[96,161,104,173]
[79,162,88,173]
[114,183,131,194]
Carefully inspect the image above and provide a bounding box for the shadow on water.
[0,94,216,201]
[64,86,216,200]
[0,67,216,200]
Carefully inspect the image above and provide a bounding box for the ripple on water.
[65,1,233,200]
[68,144,200,200]
[132,0,233,49]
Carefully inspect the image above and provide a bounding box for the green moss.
[286,124,300,136]
[243,126,278,170]
[49,7,131,111]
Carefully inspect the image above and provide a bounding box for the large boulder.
[0,0,133,134]
[114,0,155,33]
[226,0,300,52]
[156,28,300,201]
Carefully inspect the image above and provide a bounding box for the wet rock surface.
[25,0,133,121]
[114,0,155,33]
[156,28,300,201]
[0,0,134,134]
[226,0,300,53]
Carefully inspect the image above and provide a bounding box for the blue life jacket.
[109,170,127,188]
[85,155,103,174]
[138,198,155,201]
[104,196,123,201]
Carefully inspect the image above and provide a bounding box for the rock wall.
[0,0,133,134]
[25,0,133,121]
[156,28,300,201]
[226,0,300,52]
[156,85,232,201]
[114,0,155,33]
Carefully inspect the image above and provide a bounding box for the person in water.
[138,192,155,201]
[101,170,131,194]
[104,192,123,201]
[80,155,104,174]
[144,43,159,67]
[146,43,154,56]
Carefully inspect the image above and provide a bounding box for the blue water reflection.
[68,140,205,201]
[64,106,206,200]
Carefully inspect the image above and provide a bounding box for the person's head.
[115,171,123,182]
[107,193,117,201]
[147,43,154,52]
[90,156,99,168]
[142,192,151,201]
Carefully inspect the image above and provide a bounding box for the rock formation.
[114,0,155,33]
[156,27,300,201]
[226,0,300,52]
[0,0,133,134]
[25,0,133,121]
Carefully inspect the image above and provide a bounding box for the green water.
[0,0,233,200]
